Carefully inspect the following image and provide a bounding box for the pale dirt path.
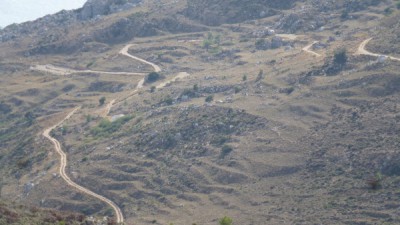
[31,64,146,76]
[114,46,190,105]
[98,99,116,119]
[119,44,162,72]
[276,33,302,40]
[42,42,190,224]
[43,107,124,224]
[355,38,400,62]
[302,41,322,57]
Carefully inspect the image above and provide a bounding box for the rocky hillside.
[369,12,400,56]
[0,200,87,225]
[185,0,298,26]
[0,0,400,224]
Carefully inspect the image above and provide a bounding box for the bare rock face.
[79,0,110,20]
[185,0,299,26]
[78,0,142,20]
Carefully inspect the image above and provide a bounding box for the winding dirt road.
[31,64,146,76]
[119,44,161,72]
[42,43,190,224]
[355,38,400,62]
[43,107,125,224]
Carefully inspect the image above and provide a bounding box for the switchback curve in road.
[42,43,190,224]
[302,41,322,57]
[355,38,400,62]
[43,107,125,224]
[119,44,162,73]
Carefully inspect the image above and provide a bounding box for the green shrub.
[340,10,349,19]
[211,135,230,146]
[384,7,393,15]
[86,115,92,123]
[255,69,264,82]
[220,145,233,158]
[205,95,214,102]
[181,89,196,98]
[146,72,161,83]
[234,86,241,94]
[333,48,348,65]
[99,96,106,106]
[91,115,134,137]
[193,84,199,91]
[219,216,233,225]
[164,96,173,105]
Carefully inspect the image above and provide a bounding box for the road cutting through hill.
[355,38,400,62]
[42,43,191,224]
[43,107,125,224]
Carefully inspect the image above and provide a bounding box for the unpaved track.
[43,107,124,224]
[31,64,146,76]
[302,41,321,57]
[355,38,400,61]
[42,43,190,224]
[119,44,162,72]
[99,99,116,119]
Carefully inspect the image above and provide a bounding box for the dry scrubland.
[1,0,400,224]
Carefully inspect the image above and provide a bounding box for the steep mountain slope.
[0,0,400,224]
[0,200,87,225]
[369,12,400,56]
[185,0,298,26]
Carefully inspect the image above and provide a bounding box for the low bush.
[91,115,134,137]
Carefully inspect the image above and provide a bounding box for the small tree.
[99,96,106,106]
[205,95,214,103]
[150,86,156,93]
[333,48,348,66]
[202,39,212,51]
[193,84,199,91]
[255,69,264,82]
[220,145,233,158]
[242,74,247,81]
[25,111,35,125]
[147,72,161,83]
[219,216,233,225]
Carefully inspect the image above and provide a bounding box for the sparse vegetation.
[1,0,400,224]
[333,48,348,65]
[255,69,264,82]
[202,32,221,53]
[146,72,161,83]
[91,115,134,137]
[220,145,233,158]
[219,216,233,225]
[193,84,199,91]
[366,173,383,190]
[205,95,214,102]
[99,96,106,106]
[234,86,241,93]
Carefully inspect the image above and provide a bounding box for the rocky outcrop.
[0,0,143,43]
[94,14,207,44]
[185,0,299,26]
[78,0,142,20]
